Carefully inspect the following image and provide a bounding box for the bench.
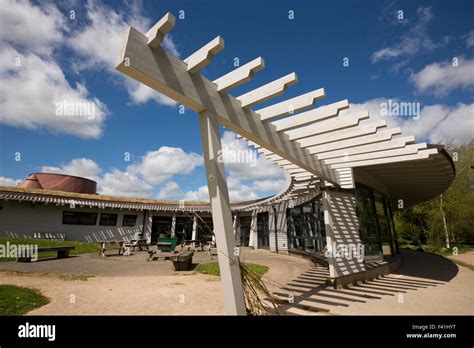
[208,247,218,259]
[156,242,173,252]
[17,246,75,262]
[170,251,194,271]
[147,249,176,261]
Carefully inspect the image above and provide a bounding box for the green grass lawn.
[196,262,269,279]
[399,242,472,256]
[0,285,49,315]
[0,237,100,262]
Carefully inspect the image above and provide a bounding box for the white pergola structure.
[115,12,452,315]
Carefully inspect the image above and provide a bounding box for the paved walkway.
[449,250,474,267]
[276,250,474,315]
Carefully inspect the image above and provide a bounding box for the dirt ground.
[0,249,472,315]
[0,249,311,315]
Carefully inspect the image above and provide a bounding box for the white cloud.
[371,6,437,65]
[0,47,108,139]
[99,169,153,198]
[41,158,102,181]
[163,36,181,58]
[157,181,183,199]
[67,0,148,70]
[127,83,176,106]
[252,179,287,193]
[226,176,259,202]
[128,146,203,185]
[184,186,209,202]
[221,131,285,181]
[465,30,474,48]
[344,98,474,146]
[0,1,108,139]
[206,131,287,202]
[0,0,66,56]
[0,177,21,186]
[36,144,205,199]
[67,0,178,106]
[428,103,474,145]
[39,158,152,198]
[410,58,474,96]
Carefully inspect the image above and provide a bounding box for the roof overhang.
[354,146,455,207]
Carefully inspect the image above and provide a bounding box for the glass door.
[257,212,269,248]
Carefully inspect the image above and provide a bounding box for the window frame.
[63,211,98,226]
[122,214,138,227]
[99,213,118,226]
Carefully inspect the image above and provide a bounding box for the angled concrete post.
[322,187,366,278]
[249,210,258,248]
[171,213,176,238]
[233,213,241,245]
[198,110,246,315]
[191,214,198,240]
[143,210,152,242]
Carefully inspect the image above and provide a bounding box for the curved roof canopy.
[114,12,454,209]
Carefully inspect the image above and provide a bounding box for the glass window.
[257,212,270,248]
[356,186,398,262]
[151,216,173,243]
[63,211,97,225]
[374,193,394,257]
[99,213,118,226]
[286,197,326,255]
[356,188,382,261]
[122,214,137,227]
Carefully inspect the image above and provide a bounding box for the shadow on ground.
[267,249,458,315]
[392,249,458,281]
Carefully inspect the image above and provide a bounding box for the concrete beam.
[236,73,297,108]
[184,36,224,73]
[257,89,325,121]
[116,26,340,185]
[145,12,175,48]
[213,57,264,92]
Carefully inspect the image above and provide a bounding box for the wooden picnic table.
[98,240,126,257]
[124,239,149,252]
[147,248,175,261]
[181,240,205,251]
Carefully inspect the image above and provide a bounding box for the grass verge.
[0,284,49,315]
[0,237,99,262]
[196,262,268,279]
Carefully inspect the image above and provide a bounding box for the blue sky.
[0,0,473,201]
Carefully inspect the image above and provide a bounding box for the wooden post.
[198,110,246,315]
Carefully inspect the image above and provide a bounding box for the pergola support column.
[171,213,176,238]
[249,210,258,248]
[233,213,241,245]
[198,110,246,316]
[322,187,366,279]
[191,214,198,240]
[143,210,152,242]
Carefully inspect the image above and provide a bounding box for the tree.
[395,140,474,249]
